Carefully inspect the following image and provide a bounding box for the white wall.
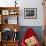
[18,0,44,26]
[0,0,44,26]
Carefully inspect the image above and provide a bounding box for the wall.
[18,0,44,26]
[0,0,44,45]
[0,0,44,26]
[43,0,46,26]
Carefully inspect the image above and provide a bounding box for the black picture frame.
[24,8,37,19]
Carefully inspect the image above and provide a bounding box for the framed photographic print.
[24,8,37,19]
[2,10,9,15]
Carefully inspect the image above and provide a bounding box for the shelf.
[2,40,19,43]
[0,7,19,24]
[1,40,19,46]
[0,7,19,9]
[0,7,20,46]
[0,24,20,32]
[1,15,18,24]
[0,7,19,16]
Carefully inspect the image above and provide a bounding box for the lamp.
[15,0,17,7]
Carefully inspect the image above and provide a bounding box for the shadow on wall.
[18,26,43,44]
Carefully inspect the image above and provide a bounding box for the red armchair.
[21,28,41,46]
